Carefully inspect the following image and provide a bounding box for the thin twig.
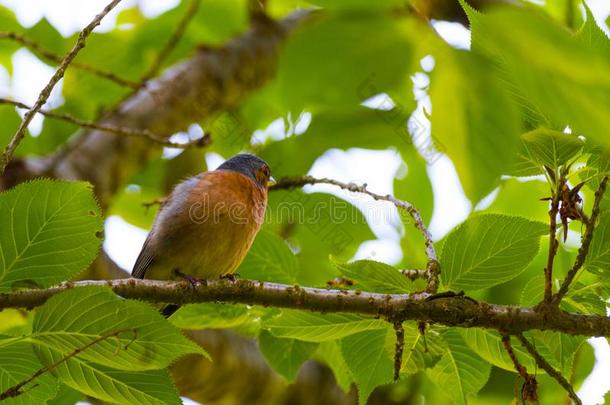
[0,0,123,175]
[501,333,539,403]
[0,31,139,89]
[1,279,610,337]
[0,98,210,149]
[393,320,405,382]
[138,0,200,83]
[271,176,440,292]
[0,328,132,401]
[543,172,563,303]
[552,176,609,306]
[515,333,582,405]
[400,269,428,281]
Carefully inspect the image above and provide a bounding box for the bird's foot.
[221,273,239,283]
[173,269,204,288]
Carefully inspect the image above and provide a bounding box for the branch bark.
[2,279,610,337]
[0,0,124,174]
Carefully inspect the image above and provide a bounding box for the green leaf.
[460,329,537,372]
[520,275,545,307]
[32,286,206,371]
[265,311,386,342]
[266,191,375,286]
[170,303,255,330]
[487,178,550,222]
[277,13,414,110]
[238,230,299,284]
[258,330,318,382]
[315,341,353,393]
[440,214,547,291]
[586,210,610,277]
[0,342,58,405]
[341,329,393,405]
[469,6,610,150]
[399,323,445,375]
[527,331,583,375]
[521,128,584,169]
[430,46,520,203]
[427,330,491,405]
[0,180,103,292]
[261,106,414,177]
[307,0,407,10]
[334,259,415,293]
[35,346,181,405]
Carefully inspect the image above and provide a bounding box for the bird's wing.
[131,236,156,279]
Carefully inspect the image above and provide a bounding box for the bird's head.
[217,154,275,189]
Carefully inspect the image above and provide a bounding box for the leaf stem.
[552,176,609,306]
[515,333,581,405]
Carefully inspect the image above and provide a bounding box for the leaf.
[521,128,584,169]
[460,329,537,372]
[0,342,58,405]
[440,214,547,290]
[36,346,181,405]
[265,311,386,342]
[170,303,255,330]
[261,106,414,177]
[427,330,491,405]
[341,329,393,405]
[0,180,103,292]
[32,286,206,371]
[258,331,318,382]
[237,230,299,284]
[520,275,545,307]
[277,13,415,110]
[487,178,550,222]
[399,324,445,375]
[586,210,610,277]
[527,331,584,375]
[266,191,375,286]
[334,259,415,293]
[430,45,520,203]
[315,341,353,393]
[469,6,610,150]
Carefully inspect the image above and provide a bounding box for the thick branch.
[515,333,582,405]
[552,176,609,305]
[25,11,309,209]
[2,279,610,337]
[0,0,123,174]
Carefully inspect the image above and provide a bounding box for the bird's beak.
[267,176,277,187]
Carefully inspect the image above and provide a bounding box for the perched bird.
[132,154,273,316]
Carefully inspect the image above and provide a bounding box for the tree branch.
[1,279,610,337]
[501,333,539,403]
[0,0,123,175]
[515,333,582,405]
[0,98,211,149]
[543,172,562,304]
[0,31,139,89]
[139,0,200,83]
[552,176,609,306]
[271,176,440,292]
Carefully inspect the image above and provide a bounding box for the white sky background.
[1,0,609,403]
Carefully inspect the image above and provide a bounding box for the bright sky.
[1,0,609,403]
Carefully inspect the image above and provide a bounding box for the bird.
[131,154,273,316]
